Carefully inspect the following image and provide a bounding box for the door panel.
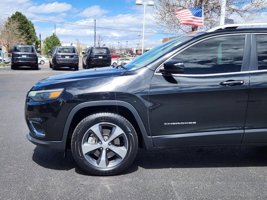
[149,34,250,147]
[149,74,249,135]
[244,34,267,144]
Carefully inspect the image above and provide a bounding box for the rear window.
[14,46,34,53]
[92,48,109,55]
[57,47,76,53]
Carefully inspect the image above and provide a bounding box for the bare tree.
[154,0,267,33]
[0,19,25,51]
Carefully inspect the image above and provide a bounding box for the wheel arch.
[62,101,153,150]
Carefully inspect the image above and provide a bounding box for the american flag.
[176,7,204,27]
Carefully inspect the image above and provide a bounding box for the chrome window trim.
[155,69,267,77]
[154,33,248,77]
[253,33,267,35]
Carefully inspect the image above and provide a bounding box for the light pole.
[125,41,128,54]
[220,0,227,26]
[117,41,120,54]
[136,0,154,54]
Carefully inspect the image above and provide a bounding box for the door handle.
[220,80,244,86]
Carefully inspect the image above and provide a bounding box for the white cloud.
[79,5,108,18]
[0,0,31,19]
[29,13,67,23]
[55,10,164,48]
[0,1,166,48]
[28,2,72,14]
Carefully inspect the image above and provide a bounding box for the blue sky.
[0,0,267,48]
[0,0,170,48]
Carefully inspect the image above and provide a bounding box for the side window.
[171,35,245,74]
[256,35,267,70]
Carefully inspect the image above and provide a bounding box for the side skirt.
[152,130,244,148]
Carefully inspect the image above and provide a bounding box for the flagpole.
[202,4,204,28]
[220,0,227,25]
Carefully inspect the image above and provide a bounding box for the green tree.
[8,12,38,45]
[43,34,61,55]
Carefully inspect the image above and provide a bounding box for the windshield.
[58,47,76,53]
[93,48,109,55]
[126,36,191,70]
[14,46,34,53]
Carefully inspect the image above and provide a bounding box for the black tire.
[112,62,117,67]
[82,62,86,69]
[74,65,79,71]
[11,64,17,70]
[52,64,57,70]
[71,113,138,176]
[34,64,39,70]
[49,62,52,68]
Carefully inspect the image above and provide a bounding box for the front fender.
[62,100,153,150]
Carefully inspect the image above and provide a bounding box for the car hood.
[47,66,126,81]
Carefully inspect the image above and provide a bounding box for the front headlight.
[28,88,64,101]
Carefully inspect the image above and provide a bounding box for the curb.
[0,65,10,68]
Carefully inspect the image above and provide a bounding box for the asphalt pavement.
[0,64,266,200]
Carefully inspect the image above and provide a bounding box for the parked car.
[38,55,48,65]
[49,46,79,70]
[25,24,267,175]
[112,57,133,67]
[0,56,11,64]
[11,45,38,70]
[111,53,120,59]
[82,47,111,69]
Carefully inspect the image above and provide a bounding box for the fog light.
[29,118,45,137]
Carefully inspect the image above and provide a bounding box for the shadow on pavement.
[52,68,77,71]
[12,66,39,70]
[32,147,75,171]
[32,146,138,175]
[134,146,267,169]
[32,145,267,175]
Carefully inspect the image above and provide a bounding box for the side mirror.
[160,60,185,74]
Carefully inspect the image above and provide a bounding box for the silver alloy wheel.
[81,122,129,169]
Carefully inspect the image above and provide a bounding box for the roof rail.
[207,23,267,32]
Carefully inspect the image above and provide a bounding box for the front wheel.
[11,64,17,70]
[112,62,117,68]
[33,64,39,70]
[52,64,57,70]
[73,65,79,71]
[71,113,138,176]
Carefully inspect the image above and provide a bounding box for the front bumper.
[27,133,65,151]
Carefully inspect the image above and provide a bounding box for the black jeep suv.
[25,25,267,175]
[82,47,111,69]
[50,46,79,70]
[11,45,38,70]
